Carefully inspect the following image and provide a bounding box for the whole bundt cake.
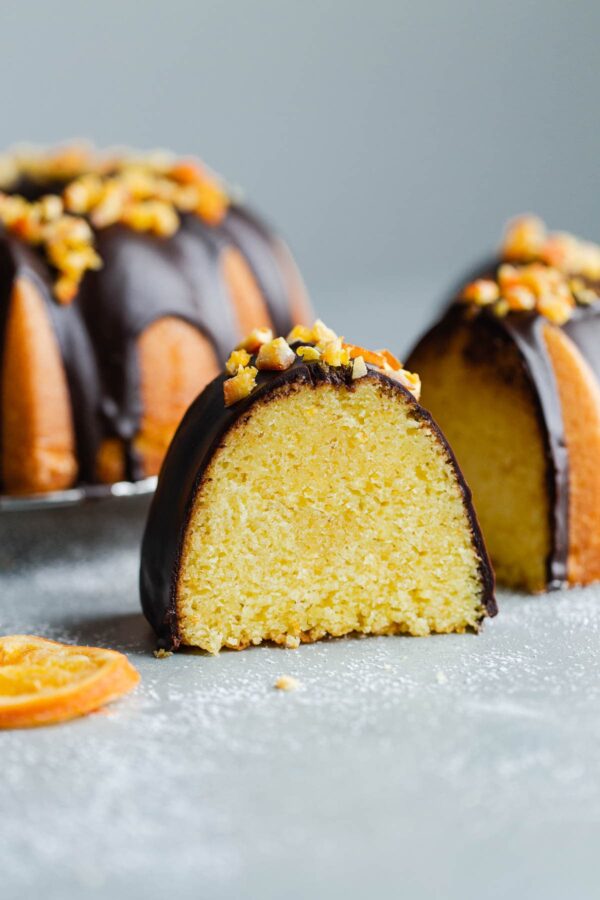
[0,143,311,495]
[140,320,496,652]
[408,216,600,592]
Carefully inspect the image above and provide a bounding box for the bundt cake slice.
[140,321,496,652]
[408,216,600,592]
[0,144,311,495]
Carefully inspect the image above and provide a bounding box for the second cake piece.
[408,216,600,592]
[140,321,495,652]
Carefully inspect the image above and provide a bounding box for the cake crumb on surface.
[153,648,173,659]
[274,676,301,692]
[436,671,448,685]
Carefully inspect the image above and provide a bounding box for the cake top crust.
[221,319,422,407]
[0,142,229,303]
[457,216,600,326]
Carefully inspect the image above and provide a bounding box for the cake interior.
[411,323,551,592]
[176,376,487,653]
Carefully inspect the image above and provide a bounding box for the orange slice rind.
[0,635,140,729]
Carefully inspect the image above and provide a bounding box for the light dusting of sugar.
[3,502,600,894]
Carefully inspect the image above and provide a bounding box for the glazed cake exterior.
[408,216,600,592]
[0,144,311,494]
[140,323,496,652]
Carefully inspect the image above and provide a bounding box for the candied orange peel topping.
[225,348,252,375]
[0,634,140,729]
[502,215,600,279]
[459,216,600,325]
[256,337,296,371]
[0,143,231,303]
[296,344,321,361]
[223,366,258,407]
[223,320,421,406]
[0,194,102,304]
[236,327,274,353]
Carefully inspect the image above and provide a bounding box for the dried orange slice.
[0,635,140,729]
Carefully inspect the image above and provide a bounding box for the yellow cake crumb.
[274,675,301,691]
[177,377,487,653]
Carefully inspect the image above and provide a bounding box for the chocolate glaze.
[140,356,496,649]
[407,259,600,589]
[0,188,302,490]
[503,313,569,587]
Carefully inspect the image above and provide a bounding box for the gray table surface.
[1,494,599,900]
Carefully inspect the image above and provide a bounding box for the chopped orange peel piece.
[256,337,295,371]
[321,337,350,366]
[343,343,388,369]
[0,635,140,729]
[225,348,252,375]
[376,348,403,371]
[296,344,321,361]
[169,159,208,185]
[236,327,273,353]
[223,321,422,405]
[223,366,258,406]
[343,342,420,398]
[391,369,422,400]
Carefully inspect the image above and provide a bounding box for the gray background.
[3,3,600,899]
[3,0,600,349]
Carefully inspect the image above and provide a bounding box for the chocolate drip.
[475,272,600,586]
[0,192,302,491]
[500,314,569,587]
[0,240,17,482]
[139,357,496,649]
[77,219,242,481]
[0,236,103,483]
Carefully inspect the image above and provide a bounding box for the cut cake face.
[140,322,495,651]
